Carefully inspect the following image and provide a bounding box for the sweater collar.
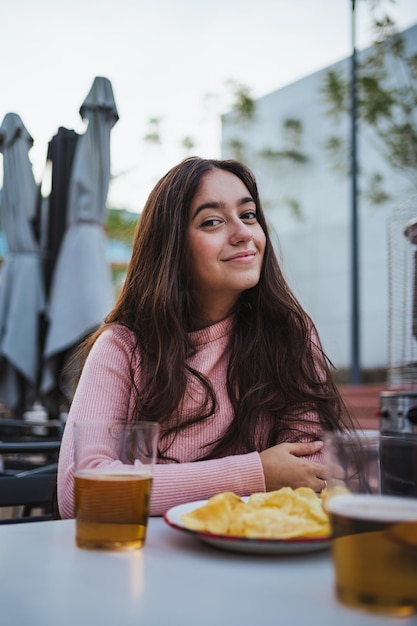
[189,315,233,346]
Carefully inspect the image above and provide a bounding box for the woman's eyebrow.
[192,196,254,219]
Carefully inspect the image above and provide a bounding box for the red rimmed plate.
[163,498,331,555]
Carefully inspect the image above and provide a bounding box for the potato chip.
[180,491,243,534]
[180,487,330,539]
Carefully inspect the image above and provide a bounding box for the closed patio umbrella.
[41,77,118,406]
[43,126,79,296]
[0,113,45,414]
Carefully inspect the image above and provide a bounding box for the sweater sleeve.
[57,326,266,519]
[150,452,265,516]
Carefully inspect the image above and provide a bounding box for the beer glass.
[324,431,417,617]
[74,420,159,550]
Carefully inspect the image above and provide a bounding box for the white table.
[0,518,415,626]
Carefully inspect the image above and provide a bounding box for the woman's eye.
[201,218,222,228]
[241,210,257,221]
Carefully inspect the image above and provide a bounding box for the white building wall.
[221,25,417,373]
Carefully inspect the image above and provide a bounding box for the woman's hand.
[259,441,326,493]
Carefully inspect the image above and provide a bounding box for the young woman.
[57,157,356,518]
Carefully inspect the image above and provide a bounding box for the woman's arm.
[150,452,264,516]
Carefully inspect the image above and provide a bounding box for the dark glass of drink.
[380,433,417,497]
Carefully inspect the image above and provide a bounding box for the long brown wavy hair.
[77,157,357,460]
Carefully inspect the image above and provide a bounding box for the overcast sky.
[1,0,417,212]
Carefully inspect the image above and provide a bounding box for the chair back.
[0,419,62,523]
[0,472,57,524]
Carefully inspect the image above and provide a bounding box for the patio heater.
[377,205,417,499]
[379,204,417,435]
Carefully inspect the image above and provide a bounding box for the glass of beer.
[324,430,417,617]
[74,420,160,551]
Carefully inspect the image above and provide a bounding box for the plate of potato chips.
[164,487,331,554]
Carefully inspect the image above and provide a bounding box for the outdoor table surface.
[0,517,415,626]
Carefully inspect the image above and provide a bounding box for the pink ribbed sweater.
[57,316,322,517]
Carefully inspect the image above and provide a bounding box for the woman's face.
[187,168,266,324]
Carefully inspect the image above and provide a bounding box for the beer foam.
[328,494,417,522]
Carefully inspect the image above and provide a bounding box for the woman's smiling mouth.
[224,250,257,262]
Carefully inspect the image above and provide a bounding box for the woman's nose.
[230,220,253,244]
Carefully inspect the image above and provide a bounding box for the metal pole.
[350,0,361,383]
